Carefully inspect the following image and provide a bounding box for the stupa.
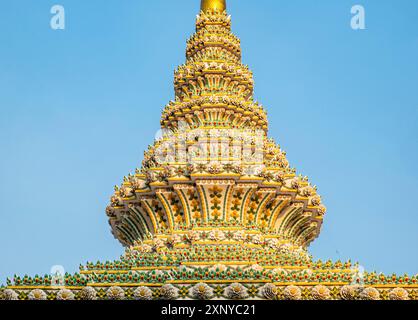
[1,0,416,301]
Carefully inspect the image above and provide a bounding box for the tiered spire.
[162,1,266,133]
[106,2,326,250]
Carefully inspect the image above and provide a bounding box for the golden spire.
[201,0,226,12]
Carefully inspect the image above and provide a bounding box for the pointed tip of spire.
[201,0,226,12]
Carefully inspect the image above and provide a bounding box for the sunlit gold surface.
[201,0,226,12]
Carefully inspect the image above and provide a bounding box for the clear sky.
[0,0,417,282]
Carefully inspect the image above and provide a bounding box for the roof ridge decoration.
[1,1,415,301]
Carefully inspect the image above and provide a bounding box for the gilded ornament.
[134,287,153,300]
[283,286,302,300]
[56,289,75,301]
[261,283,278,300]
[312,285,331,300]
[1,289,18,301]
[160,284,179,300]
[106,286,125,300]
[225,283,249,300]
[359,287,380,301]
[191,283,214,300]
[389,287,409,301]
[79,286,97,300]
[28,289,47,301]
[340,285,358,300]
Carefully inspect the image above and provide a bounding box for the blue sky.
[0,0,417,282]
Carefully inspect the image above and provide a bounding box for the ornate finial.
[201,0,226,12]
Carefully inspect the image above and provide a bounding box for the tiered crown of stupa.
[106,0,326,253]
[162,0,267,132]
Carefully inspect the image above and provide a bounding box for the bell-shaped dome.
[106,2,326,250]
